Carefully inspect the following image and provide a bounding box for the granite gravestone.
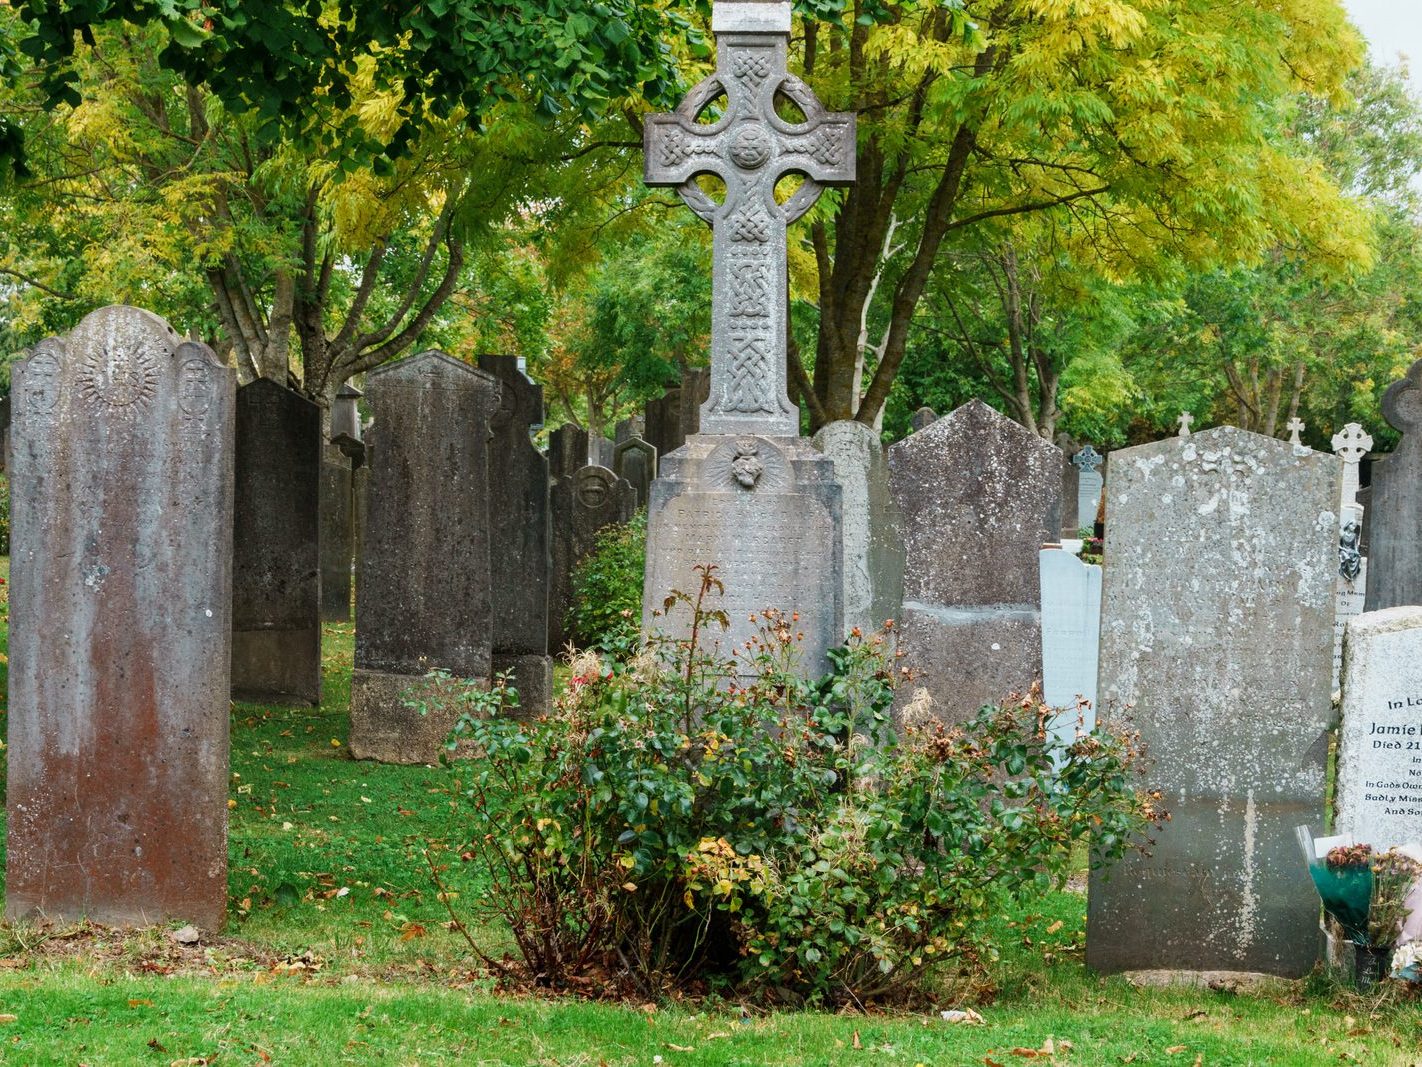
[812,420,903,637]
[1060,459,1080,537]
[1072,446,1104,532]
[615,415,645,444]
[640,0,852,676]
[550,465,637,652]
[231,380,322,705]
[478,354,553,716]
[1038,547,1101,749]
[6,306,235,930]
[886,400,1063,722]
[548,423,590,482]
[644,384,681,458]
[614,436,657,508]
[1336,607,1422,850]
[1367,361,1422,611]
[351,351,498,764]
[590,434,616,470]
[1087,426,1339,978]
[319,445,355,621]
[0,392,10,472]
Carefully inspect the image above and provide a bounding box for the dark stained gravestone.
[232,380,322,705]
[590,434,616,470]
[615,415,644,444]
[0,392,10,472]
[550,466,637,653]
[644,385,681,459]
[614,436,657,508]
[1060,458,1080,536]
[548,423,590,482]
[350,351,498,763]
[887,399,1063,723]
[1366,359,1422,611]
[479,354,553,716]
[909,406,937,433]
[1087,426,1339,977]
[319,445,355,621]
[6,305,235,931]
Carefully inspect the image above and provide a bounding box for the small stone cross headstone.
[6,306,235,930]
[643,0,854,436]
[1331,422,1373,515]
[1367,359,1422,610]
[1177,411,1194,437]
[1287,416,1306,448]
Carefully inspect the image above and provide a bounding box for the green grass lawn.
[0,560,1419,1064]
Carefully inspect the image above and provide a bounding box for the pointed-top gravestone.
[7,306,235,930]
[887,399,1064,722]
[1087,426,1339,978]
[1367,360,1422,611]
[614,435,657,507]
[644,0,854,436]
[232,379,322,705]
[639,0,850,677]
[351,350,498,763]
[479,354,553,716]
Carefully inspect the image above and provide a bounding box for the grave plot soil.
[0,570,1419,1064]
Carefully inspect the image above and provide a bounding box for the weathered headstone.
[551,465,638,652]
[319,445,354,621]
[232,379,322,705]
[640,0,852,676]
[0,392,10,472]
[1367,361,1422,611]
[886,400,1063,722]
[644,384,682,458]
[1336,606,1422,849]
[548,423,590,482]
[590,434,616,470]
[350,351,498,764]
[1060,460,1080,537]
[479,354,553,716]
[1072,446,1104,532]
[1038,547,1101,749]
[614,436,657,508]
[812,420,903,637]
[331,382,363,442]
[6,305,234,930]
[910,406,937,433]
[1087,426,1339,977]
[615,415,645,444]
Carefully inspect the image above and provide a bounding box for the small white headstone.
[1177,411,1194,437]
[1287,416,1306,449]
[1336,606,1422,849]
[1039,547,1101,750]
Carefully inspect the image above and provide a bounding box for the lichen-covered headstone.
[887,399,1063,722]
[1087,426,1339,977]
[6,305,234,930]
[812,420,902,637]
[1072,446,1104,532]
[232,380,321,704]
[479,354,552,715]
[1336,607,1422,849]
[1366,361,1422,611]
[350,351,497,763]
[551,466,637,652]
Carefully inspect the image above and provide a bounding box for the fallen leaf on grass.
[1046,921,1063,934]
[853,1030,862,1049]
[128,999,153,1008]
[1165,1046,1187,1055]
[0,1015,16,1024]
[147,1038,168,1052]
[399,923,426,941]
[664,1044,695,1052]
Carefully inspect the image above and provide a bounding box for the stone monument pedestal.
[642,435,842,678]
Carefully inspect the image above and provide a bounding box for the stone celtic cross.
[1177,411,1194,437]
[644,0,855,436]
[1286,416,1305,447]
[1331,421,1373,511]
[1071,444,1102,473]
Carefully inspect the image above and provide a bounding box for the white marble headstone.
[1038,547,1101,750]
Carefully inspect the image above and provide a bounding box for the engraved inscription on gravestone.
[1336,607,1422,849]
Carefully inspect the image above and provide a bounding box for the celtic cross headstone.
[1331,422,1373,514]
[644,0,854,435]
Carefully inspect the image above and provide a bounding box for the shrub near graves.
[566,510,646,655]
[439,568,1158,1005]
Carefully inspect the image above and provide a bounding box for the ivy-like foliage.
[15,0,704,162]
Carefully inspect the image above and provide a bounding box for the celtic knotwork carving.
[730,204,772,243]
[728,260,771,316]
[659,128,719,168]
[1071,445,1102,472]
[727,334,774,413]
[732,50,772,85]
[800,126,844,166]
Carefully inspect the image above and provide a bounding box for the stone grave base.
[349,669,487,764]
[1122,970,1297,993]
[641,434,842,678]
[493,653,553,718]
[892,605,1042,725]
[232,626,321,705]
